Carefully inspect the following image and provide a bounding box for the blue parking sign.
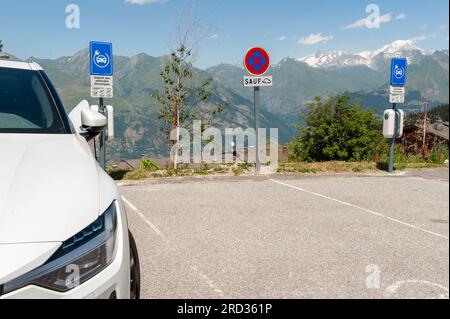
[90,42,113,76]
[390,58,407,86]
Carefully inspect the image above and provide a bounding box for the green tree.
[153,43,225,168]
[288,94,385,162]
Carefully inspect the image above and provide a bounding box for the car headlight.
[1,202,118,294]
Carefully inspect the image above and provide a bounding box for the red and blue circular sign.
[244,47,270,76]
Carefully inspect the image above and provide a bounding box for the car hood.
[0,242,61,285]
[0,134,101,244]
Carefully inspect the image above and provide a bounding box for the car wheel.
[129,230,141,299]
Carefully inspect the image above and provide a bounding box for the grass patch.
[109,163,255,180]
[121,169,153,180]
[237,163,254,170]
[108,149,448,181]
[376,145,449,171]
[193,168,210,175]
[212,166,227,173]
[232,163,255,176]
[278,153,448,175]
[278,161,378,174]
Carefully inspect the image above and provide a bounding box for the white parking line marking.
[269,179,449,240]
[122,196,168,242]
[192,265,224,297]
[385,279,449,299]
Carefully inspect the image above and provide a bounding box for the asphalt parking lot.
[119,168,449,299]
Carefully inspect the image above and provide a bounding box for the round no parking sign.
[244,47,270,76]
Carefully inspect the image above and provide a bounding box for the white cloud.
[297,33,333,45]
[342,13,392,29]
[395,13,406,20]
[437,25,447,31]
[210,34,219,39]
[125,0,167,4]
[414,35,429,41]
[397,35,430,46]
[276,36,287,41]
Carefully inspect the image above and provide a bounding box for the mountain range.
[16,39,448,159]
[298,39,430,69]
[207,42,448,131]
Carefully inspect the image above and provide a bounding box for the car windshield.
[0,67,66,134]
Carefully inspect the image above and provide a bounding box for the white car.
[0,59,140,299]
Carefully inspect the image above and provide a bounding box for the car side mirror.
[68,100,110,142]
[81,109,107,132]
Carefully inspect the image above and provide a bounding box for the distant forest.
[407,104,449,124]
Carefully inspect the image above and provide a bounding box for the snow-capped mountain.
[298,50,371,68]
[298,39,429,69]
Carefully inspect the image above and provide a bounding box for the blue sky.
[1,0,448,68]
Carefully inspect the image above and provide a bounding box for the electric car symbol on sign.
[0,59,140,299]
[96,55,108,65]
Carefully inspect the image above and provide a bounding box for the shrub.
[288,94,385,162]
[140,159,160,171]
[430,146,449,164]
[107,168,130,180]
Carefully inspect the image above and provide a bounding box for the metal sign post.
[388,103,398,173]
[90,41,113,170]
[243,47,272,174]
[254,86,261,172]
[387,58,407,173]
[99,97,106,169]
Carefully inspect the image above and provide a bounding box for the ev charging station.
[383,109,405,139]
[90,104,115,141]
[89,41,114,169]
[384,58,407,173]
